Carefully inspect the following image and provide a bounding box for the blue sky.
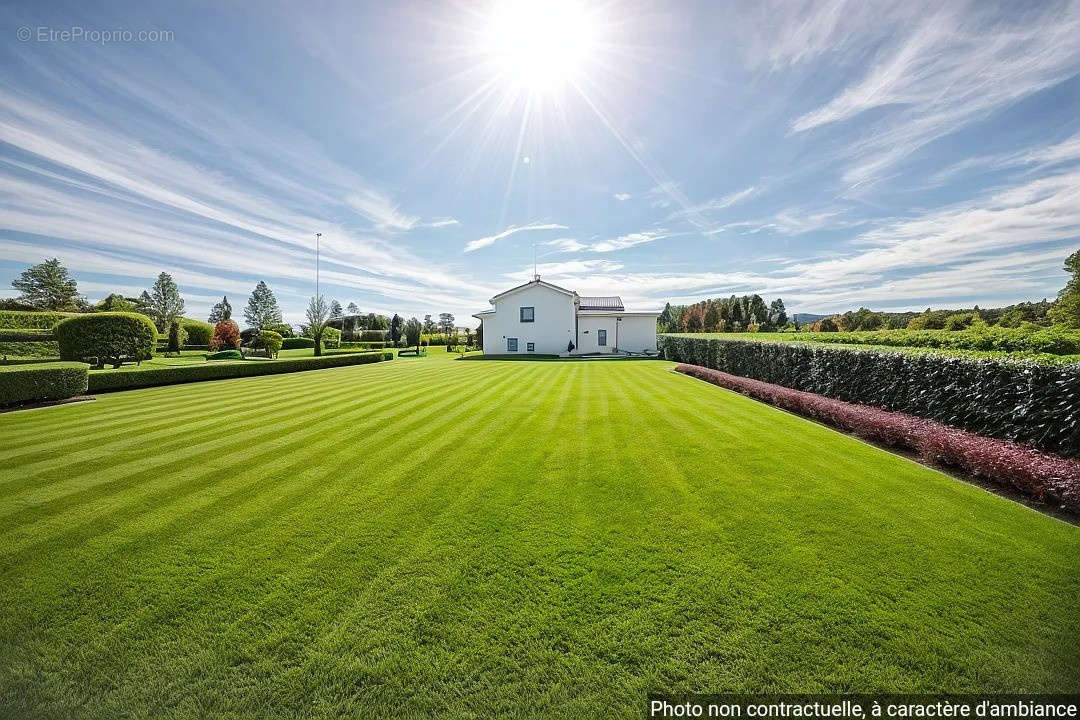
[2,0,1079,325]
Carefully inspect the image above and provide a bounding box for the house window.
[597,329,607,346]
[527,342,535,352]
[520,306,534,322]
[507,338,518,352]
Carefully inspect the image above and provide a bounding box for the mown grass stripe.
[1,357,1077,718]
[0,361,532,559]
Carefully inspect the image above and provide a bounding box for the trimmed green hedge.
[658,335,1080,458]
[206,349,243,360]
[0,362,88,405]
[792,326,1080,355]
[0,341,59,359]
[0,310,77,329]
[0,328,54,341]
[180,318,214,346]
[88,351,395,392]
[56,312,157,367]
[358,330,386,342]
[281,337,315,350]
[338,341,386,349]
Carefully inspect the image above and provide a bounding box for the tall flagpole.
[315,232,321,299]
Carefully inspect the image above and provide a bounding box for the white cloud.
[421,218,460,228]
[645,182,680,209]
[463,222,568,252]
[543,231,670,254]
[543,238,588,253]
[789,2,1080,182]
[613,192,631,201]
[346,189,419,231]
[589,231,669,253]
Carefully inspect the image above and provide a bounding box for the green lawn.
[1,355,1077,718]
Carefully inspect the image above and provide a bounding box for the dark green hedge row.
[0,310,76,329]
[180,318,214,346]
[281,337,315,349]
[338,341,386,349]
[0,362,88,405]
[0,340,59,359]
[0,328,54,341]
[658,335,1080,458]
[795,327,1080,355]
[88,350,394,392]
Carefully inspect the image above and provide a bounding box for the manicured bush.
[676,364,1080,513]
[0,362,88,406]
[88,350,394,392]
[359,329,386,342]
[210,320,241,351]
[658,335,1080,458]
[281,337,314,350]
[55,312,157,368]
[166,320,187,355]
[264,322,294,338]
[180,318,213,346]
[206,349,243,360]
[261,330,283,358]
[0,310,77,329]
[322,326,341,348]
[0,328,54,341]
[0,341,59,359]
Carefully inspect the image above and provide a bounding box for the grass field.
[1,354,1077,717]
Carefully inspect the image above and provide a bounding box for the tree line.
[660,250,1080,333]
[3,258,482,351]
[659,294,789,333]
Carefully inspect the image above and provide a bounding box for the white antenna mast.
[533,242,538,281]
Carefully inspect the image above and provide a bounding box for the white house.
[472,277,659,356]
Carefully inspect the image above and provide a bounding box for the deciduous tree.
[1049,250,1080,328]
[305,295,330,356]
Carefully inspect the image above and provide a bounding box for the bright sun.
[479,0,598,93]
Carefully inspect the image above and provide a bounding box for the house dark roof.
[578,296,624,311]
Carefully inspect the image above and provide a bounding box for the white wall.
[576,314,617,353]
[482,284,576,355]
[576,314,658,354]
[613,315,658,354]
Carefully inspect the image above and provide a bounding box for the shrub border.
[658,335,1080,458]
[675,363,1080,514]
[0,362,89,406]
[88,350,394,392]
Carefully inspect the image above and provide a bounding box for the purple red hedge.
[675,363,1080,514]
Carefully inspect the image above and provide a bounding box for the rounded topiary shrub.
[180,318,213,346]
[55,312,157,368]
[281,337,314,350]
[264,322,294,338]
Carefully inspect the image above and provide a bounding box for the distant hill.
[793,313,828,324]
